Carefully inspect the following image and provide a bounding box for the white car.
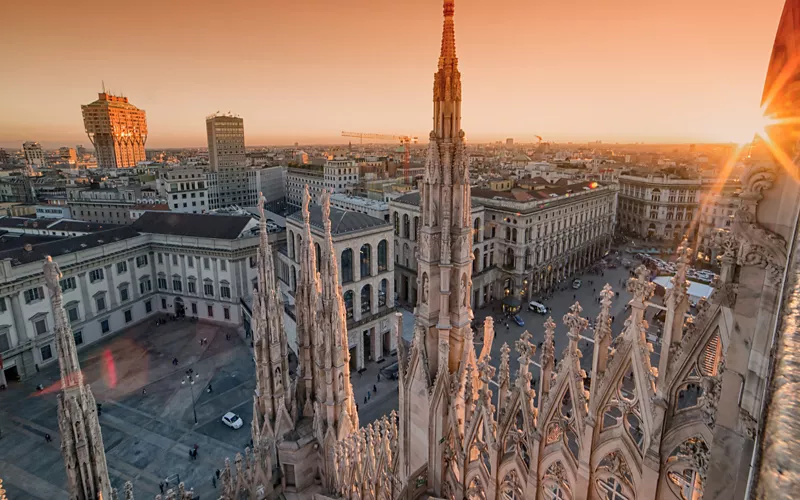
[528,301,547,314]
[572,279,582,289]
[222,412,243,429]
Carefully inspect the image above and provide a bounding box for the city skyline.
[0,0,785,148]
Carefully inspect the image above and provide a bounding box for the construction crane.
[341,131,419,184]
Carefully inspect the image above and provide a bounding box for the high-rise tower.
[44,256,112,500]
[81,92,147,169]
[399,0,473,488]
[206,114,259,209]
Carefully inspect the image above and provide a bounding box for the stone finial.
[302,184,311,223]
[321,189,331,226]
[596,285,614,340]
[124,481,134,500]
[627,265,655,304]
[563,302,588,341]
[541,317,556,368]
[498,342,511,383]
[258,191,266,219]
[0,479,6,500]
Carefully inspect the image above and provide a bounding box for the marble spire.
[45,255,112,500]
[315,189,359,489]
[296,185,320,419]
[251,191,293,449]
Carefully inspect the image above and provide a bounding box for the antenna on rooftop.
[102,80,106,93]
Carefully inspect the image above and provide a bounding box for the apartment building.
[157,167,209,213]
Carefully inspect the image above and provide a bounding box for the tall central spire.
[433,0,462,141]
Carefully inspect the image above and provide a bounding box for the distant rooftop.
[132,212,256,240]
[0,227,141,266]
[288,206,389,235]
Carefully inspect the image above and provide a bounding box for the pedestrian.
[373,384,377,393]
[142,388,147,396]
[216,469,221,479]
[377,373,381,382]
[212,476,217,488]
[226,333,231,341]
[159,482,165,494]
[364,396,368,404]
[172,357,178,366]
[506,323,509,331]
[189,449,194,460]
[367,391,371,400]
[45,433,51,442]
[207,384,213,393]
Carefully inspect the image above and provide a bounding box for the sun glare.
[733,107,780,146]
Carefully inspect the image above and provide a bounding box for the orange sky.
[0,0,786,148]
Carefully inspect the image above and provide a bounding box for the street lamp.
[181,368,200,424]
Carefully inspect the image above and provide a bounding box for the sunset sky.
[0,0,786,148]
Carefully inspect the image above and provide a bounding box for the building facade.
[0,212,264,387]
[23,142,46,170]
[330,193,389,220]
[66,185,154,225]
[286,165,324,209]
[206,114,258,209]
[277,203,395,370]
[324,158,360,193]
[257,166,287,213]
[81,92,148,169]
[618,174,739,244]
[157,167,209,213]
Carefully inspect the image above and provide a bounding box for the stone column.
[78,273,92,320]
[10,294,29,343]
[129,257,139,299]
[105,264,117,308]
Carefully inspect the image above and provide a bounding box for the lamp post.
[181,368,199,424]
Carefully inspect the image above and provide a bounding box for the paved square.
[0,317,256,499]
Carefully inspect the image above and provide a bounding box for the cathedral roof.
[393,190,483,208]
[288,205,389,235]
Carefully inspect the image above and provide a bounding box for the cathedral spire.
[433,0,462,140]
[296,185,320,419]
[44,256,112,500]
[252,191,293,446]
[315,189,359,489]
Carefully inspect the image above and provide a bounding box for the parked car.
[572,279,582,289]
[513,315,525,327]
[222,412,244,429]
[528,301,548,314]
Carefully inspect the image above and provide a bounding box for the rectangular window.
[89,268,104,283]
[172,254,178,265]
[220,260,227,271]
[187,256,194,268]
[158,277,168,289]
[224,307,230,320]
[161,298,167,309]
[101,319,110,334]
[204,283,214,296]
[0,298,5,313]
[96,296,106,312]
[40,345,53,361]
[221,286,231,299]
[158,253,163,264]
[191,302,198,314]
[204,257,210,270]
[117,261,128,274]
[24,287,43,304]
[207,305,214,317]
[0,330,9,351]
[73,330,83,346]
[140,279,152,294]
[249,256,257,268]
[67,306,80,323]
[60,277,77,292]
[145,300,152,313]
[124,310,132,323]
[173,279,182,292]
[120,286,129,302]
[136,255,148,268]
[34,318,47,335]
[188,281,196,294]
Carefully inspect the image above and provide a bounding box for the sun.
[732,107,780,146]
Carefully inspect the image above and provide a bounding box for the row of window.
[156,253,226,271]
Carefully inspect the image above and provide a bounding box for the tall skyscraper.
[23,141,46,170]
[206,113,258,209]
[81,92,147,169]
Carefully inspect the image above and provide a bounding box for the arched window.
[473,249,480,274]
[315,242,321,272]
[290,266,297,292]
[393,212,399,236]
[512,228,518,242]
[413,216,419,240]
[288,230,295,260]
[403,214,410,238]
[343,290,354,319]
[341,249,354,283]
[403,243,411,267]
[473,217,481,243]
[505,227,511,241]
[360,244,372,278]
[361,284,372,314]
[377,240,388,272]
[379,279,388,307]
[506,248,515,268]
